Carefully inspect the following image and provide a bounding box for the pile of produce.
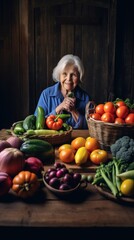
[12,106,71,138]
[43,162,82,191]
[89,98,134,124]
[0,136,55,199]
[92,136,134,197]
[57,136,108,166]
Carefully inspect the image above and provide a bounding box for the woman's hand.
[56,96,76,113]
[56,97,79,123]
[63,96,76,112]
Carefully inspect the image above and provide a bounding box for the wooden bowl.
[43,178,81,196]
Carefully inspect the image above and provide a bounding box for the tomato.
[116,106,129,119]
[125,113,134,124]
[46,115,63,130]
[59,148,75,163]
[120,179,134,197]
[115,101,126,108]
[71,137,86,150]
[12,171,40,199]
[90,113,101,120]
[104,102,116,114]
[58,144,74,153]
[85,137,100,153]
[90,149,108,165]
[95,104,104,116]
[114,117,125,124]
[101,112,115,123]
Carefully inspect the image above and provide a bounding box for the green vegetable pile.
[92,136,134,197]
[92,158,129,197]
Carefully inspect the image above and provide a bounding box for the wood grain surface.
[0,129,134,236]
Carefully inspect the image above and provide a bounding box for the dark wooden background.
[0,0,134,129]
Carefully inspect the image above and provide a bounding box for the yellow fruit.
[120,179,134,197]
[74,147,89,166]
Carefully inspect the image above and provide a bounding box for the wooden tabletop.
[0,129,134,238]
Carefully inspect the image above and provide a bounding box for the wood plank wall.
[0,0,134,129]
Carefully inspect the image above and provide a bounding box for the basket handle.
[85,101,96,120]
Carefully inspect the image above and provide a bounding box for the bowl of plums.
[43,162,87,196]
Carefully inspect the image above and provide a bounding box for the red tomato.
[90,113,101,120]
[115,101,126,108]
[125,113,134,124]
[46,115,63,130]
[114,118,125,124]
[90,149,108,165]
[95,104,104,116]
[101,112,115,123]
[104,102,116,114]
[116,106,129,119]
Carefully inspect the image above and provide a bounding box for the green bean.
[117,170,134,180]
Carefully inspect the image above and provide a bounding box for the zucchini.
[20,139,54,163]
[23,115,36,131]
[36,106,45,129]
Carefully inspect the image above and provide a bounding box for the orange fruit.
[71,137,86,150]
[58,144,73,153]
[85,137,100,152]
[59,148,75,163]
[90,149,108,165]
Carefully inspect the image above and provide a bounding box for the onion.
[0,140,11,152]
[0,172,12,196]
[6,136,23,149]
[0,148,25,177]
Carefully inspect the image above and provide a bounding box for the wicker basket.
[11,121,72,146]
[87,117,134,151]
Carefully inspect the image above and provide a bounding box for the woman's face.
[59,64,80,93]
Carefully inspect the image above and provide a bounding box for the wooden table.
[0,129,134,239]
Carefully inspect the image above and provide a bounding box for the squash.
[20,139,55,164]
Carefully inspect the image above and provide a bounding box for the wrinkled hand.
[62,96,76,112]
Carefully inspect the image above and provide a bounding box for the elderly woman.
[34,54,91,129]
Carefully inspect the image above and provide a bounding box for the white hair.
[52,54,84,82]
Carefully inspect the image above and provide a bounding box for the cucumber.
[36,106,45,129]
[23,115,36,131]
[20,139,54,163]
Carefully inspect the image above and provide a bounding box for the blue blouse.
[34,82,91,129]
